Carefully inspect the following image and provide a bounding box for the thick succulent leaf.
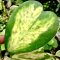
[5,1,58,54]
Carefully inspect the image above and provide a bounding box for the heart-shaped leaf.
[5,1,58,54]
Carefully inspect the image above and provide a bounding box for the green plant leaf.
[1,44,5,51]
[56,50,60,57]
[44,44,52,50]
[48,38,58,48]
